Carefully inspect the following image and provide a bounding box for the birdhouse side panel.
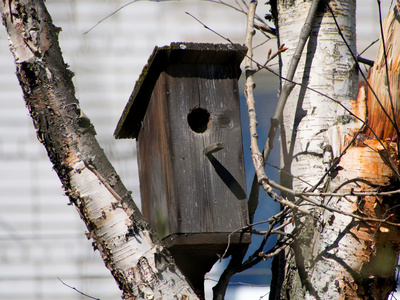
[137,74,178,239]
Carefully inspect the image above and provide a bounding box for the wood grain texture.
[137,65,248,238]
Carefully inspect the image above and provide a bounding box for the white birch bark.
[0,1,198,299]
[69,161,196,299]
[278,1,357,192]
[275,1,358,298]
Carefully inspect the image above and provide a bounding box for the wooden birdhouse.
[114,42,250,295]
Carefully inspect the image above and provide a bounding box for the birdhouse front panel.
[115,43,249,241]
[137,65,248,238]
[169,62,247,232]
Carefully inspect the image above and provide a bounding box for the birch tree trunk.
[0,1,198,299]
[272,0,357,297]
[273,1,400,299]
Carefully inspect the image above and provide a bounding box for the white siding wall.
[0,1,391,299]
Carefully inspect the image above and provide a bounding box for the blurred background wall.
[0,1,391,299]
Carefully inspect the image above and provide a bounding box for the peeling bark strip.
[365,6,400,142]
[0,1,198,299]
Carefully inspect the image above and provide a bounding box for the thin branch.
[58,277,100,300]
[258,241,291,260]
[206,277,270,288]
[357,56,374,66]
[213,5,259,298]
[377,0,399,154]
[253,36,273,49]
[359,38,379,56]
[265,178,400,227]
[262,0,322,164]
[326,1,400,144]
[207,0,248,14]
[185,12,237,46]
[265,161,314,187]
[240,0,310,216]
[242,221,299,271]
[308,126,364,193]
[221,211,291,260]
[85,0,138,34]
[212,245,248,300]
[254,22,276,36]
[85,0,276,36]
[299,189,400,197]
[206,0,275,33]
[263,65,400,179]
[258,45,287,70]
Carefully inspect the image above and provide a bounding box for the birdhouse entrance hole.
[187,107,210,133]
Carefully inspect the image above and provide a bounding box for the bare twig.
[258,45,287,70]
[206,0,275,33]
[358,38,379,56]
[206,277,270,288]
[308,126,365,193]
[265,161,314,187]
[85,0,276,36]
[242,0,309,215]
[220,211,291,261]
[357,56,374,66]
[186,12,237,46]
[326,0,400,170]
[377,0,400,154]
[212,3,264,298]
[258,242,290,260]
[299,189,400,197]
[58,277,100,300]
[265,178,400,227]
[264,65,400,179]
[262,0,322,164]
[241,220,298,271]
[254,22,276,36]
[85,0,138,34]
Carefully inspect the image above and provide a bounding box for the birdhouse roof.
[114,42,247,139]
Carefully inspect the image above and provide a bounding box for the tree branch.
[0,1,197,299]
[263,0,322,164]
